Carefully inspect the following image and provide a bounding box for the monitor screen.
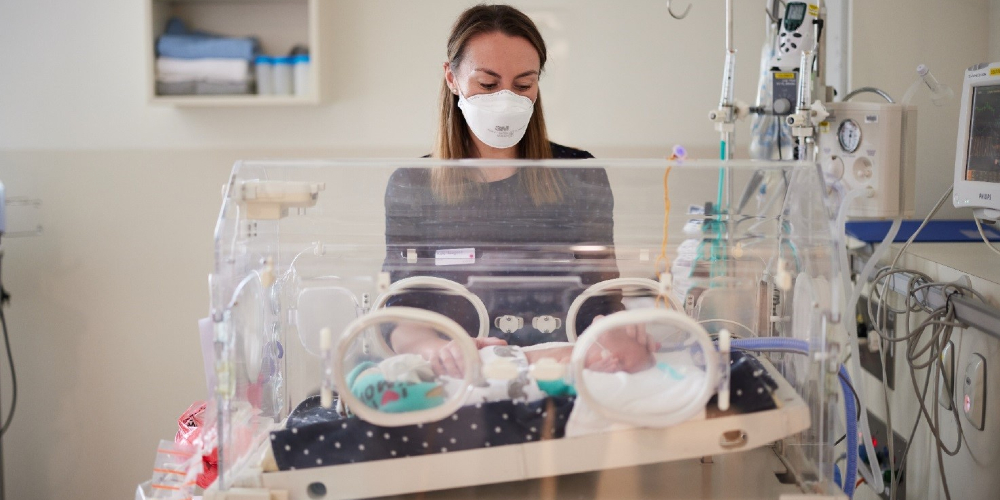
[786,4,807,23]
[965,84,1000,183]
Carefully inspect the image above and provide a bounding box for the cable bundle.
[862,187,995,500]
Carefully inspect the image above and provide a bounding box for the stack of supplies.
[155,18,259,96]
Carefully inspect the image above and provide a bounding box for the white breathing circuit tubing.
[834,187,901,492]
[565,277,684,342]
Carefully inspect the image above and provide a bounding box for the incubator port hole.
[307,482,328,498]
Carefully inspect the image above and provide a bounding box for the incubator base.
[208,358,813,500]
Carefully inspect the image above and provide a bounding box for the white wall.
[0,0,767,155]
[993,0,1000,61]
[0,1,994,500]
[853,0,992,218]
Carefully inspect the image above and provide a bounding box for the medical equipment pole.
[709,0,737,198]
[719,0,735,162]
[705,0,738,276]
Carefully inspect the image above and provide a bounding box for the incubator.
[194,157,848,499]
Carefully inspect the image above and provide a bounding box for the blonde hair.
[431,4,562,205]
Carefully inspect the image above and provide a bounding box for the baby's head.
[584,329,656,373]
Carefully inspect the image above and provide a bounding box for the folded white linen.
[156,57,250,82]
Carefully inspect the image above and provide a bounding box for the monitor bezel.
[953,62,1000,220]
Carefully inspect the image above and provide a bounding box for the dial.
[837,119,862,153]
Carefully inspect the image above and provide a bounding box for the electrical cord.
[866,279,981,500]
[869,270,971,500]
[973,215,1000,257]
[0,248,15,435]
[0,307,12,436]
[861,186,952,500]
[0,245,15,500]
[890,345,935,500]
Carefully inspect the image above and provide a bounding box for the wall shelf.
[144,0,325,107]
[149,94,320,107]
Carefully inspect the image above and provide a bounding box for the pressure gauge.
[837,119,862,153]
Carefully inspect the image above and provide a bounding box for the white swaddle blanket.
[565,354,711,437]
[377,345,712,437]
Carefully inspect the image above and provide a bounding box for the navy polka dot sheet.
[271,396,575,470]
[269,351,778,471]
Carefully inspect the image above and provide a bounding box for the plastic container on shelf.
[293,54,311,96]
[273,56,294,96]
[254,56,274,95]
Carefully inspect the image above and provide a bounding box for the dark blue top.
[381,143,622,345]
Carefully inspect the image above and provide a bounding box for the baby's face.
[584,330,656,373]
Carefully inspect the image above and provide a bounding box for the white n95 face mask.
[457,88,535,150]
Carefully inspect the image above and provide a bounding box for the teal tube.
[718,141,726,206]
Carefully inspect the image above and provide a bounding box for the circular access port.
[852,157,873,183]
[823,156,845,182]
[307,482,328,498]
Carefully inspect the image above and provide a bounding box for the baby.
[522,328,658,374]
[348,326,659,412]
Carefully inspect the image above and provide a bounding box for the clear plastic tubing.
[847,217,902,494]
[834,187,893,494]
[836,189,868,317]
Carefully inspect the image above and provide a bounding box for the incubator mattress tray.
[257,354,809,500]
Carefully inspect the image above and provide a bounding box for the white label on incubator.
[435,248,475,266]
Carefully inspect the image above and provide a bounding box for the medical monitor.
[954,62,1000,220]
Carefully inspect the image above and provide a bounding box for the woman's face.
[445,31,541,102]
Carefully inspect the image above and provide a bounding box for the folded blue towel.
[156,17,259,61]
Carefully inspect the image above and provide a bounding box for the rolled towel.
[156,57,250,82]
[156,33,259,61]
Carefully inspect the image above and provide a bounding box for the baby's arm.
[523,344,622,372]
[390,323,506,377]
[523,345,573,366]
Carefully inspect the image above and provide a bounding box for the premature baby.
[348,327,658,412]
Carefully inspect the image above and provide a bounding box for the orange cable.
[654,164,673,308]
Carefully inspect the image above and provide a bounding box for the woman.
[382,4,626,375]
